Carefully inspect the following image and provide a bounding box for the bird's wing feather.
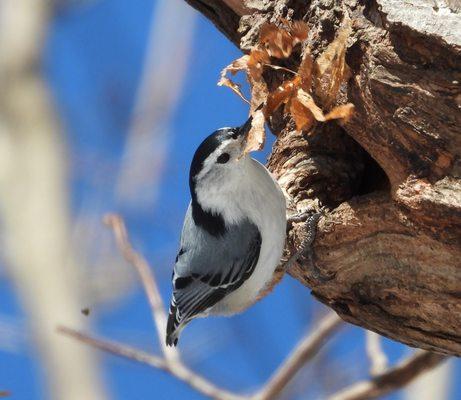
[168,204,261,330]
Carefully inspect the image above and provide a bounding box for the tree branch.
[254,312,342,400]
[328,351,448,400]
[57,326,244,400]
[183,0,241,45]
[103,213,177,361]
[365,331,388,376]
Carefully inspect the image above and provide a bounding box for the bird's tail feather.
[166,303,184,347]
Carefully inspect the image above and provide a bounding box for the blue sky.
[0,0,459,399]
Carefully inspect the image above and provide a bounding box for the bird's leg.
[283,211,322,272]
[286,207,316,225]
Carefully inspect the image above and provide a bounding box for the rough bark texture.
[185,0,461,356]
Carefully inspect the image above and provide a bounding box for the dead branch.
[328,351,448,400]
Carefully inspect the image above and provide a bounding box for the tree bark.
[184,0,461,356]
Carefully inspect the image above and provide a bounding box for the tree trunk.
[184,0,461,356]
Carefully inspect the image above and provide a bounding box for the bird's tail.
[166,303,184,347]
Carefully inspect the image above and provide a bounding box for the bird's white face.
[194,134,251,201]
[195,134,247,183]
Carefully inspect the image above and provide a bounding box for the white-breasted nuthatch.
[166,115,287,346]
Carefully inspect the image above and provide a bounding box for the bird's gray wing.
[167,205,261,342]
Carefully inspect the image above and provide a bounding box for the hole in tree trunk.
[355,146,390,196]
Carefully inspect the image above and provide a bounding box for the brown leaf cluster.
[260,20,309,58]
[218,15,354,145]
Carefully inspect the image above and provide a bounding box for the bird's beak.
[239,114,253,138]
[234,114,253,142]
[235,115,253,161]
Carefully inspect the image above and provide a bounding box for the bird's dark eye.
[231,129,240,139]
[217,153,230,164]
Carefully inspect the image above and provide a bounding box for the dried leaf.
[242,109,266,155]
[297,88,354,125]
[218,77,249,103]
[290,20,309,43]
[296,89,326,121]
[224,55,250,74]
[247,48,270,80]
[324,103,355,121]
[218,55,251,104]
[298,48,314,91]
[260,23,293,58]
[259,20,308,59]
[314,14,352,107]
[289,97,314,131]
[249,76,269,113]
[265,76,300,116]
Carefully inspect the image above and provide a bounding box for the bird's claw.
[283,209,322,271]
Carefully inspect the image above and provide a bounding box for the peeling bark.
[184,0,461,356]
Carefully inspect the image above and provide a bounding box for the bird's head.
[189,115,255,202]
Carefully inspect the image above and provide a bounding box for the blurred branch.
[103,214,177,362]
[365,331,388,376]
[0,1,106,399]
[254,312,342,400]
[328,351,448,400]
[116,0,195,209]
[58,326,245,400]
[404,358,453,400]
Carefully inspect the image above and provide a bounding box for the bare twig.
[328,351,448,400]
[58,326,244,400]
[254,312,343,400]
[103,213,177,361]
[58,326,166,369]
[365,331,388,376]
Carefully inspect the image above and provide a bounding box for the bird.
[166,114,287,346]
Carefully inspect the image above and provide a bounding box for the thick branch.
[183,0,241,45]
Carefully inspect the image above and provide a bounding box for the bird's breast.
[210,159,287,314]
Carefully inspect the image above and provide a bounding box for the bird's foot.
[283,210,322,271]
